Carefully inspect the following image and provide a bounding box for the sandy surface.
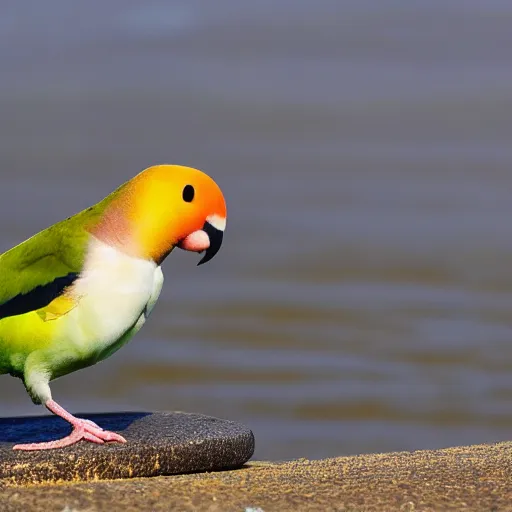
[2,441,512,511]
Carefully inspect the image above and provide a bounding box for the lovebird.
[0,165,226,450]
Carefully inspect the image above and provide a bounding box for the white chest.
[65,238,164,353]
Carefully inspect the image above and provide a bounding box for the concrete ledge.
[1,441,511,511]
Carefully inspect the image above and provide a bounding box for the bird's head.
[93,165,227,265]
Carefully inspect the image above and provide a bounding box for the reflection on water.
[2,1,512,459]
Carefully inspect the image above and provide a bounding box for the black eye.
[182,184,195,202]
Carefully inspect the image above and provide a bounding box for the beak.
[197,220,224,266]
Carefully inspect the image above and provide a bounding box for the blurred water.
[1,1,512,460]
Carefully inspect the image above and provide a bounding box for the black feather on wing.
[0,272,79,320]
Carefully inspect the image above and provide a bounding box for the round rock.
[0,412,255,485]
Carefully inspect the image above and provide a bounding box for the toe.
[83,431,105,444]
[81,419,102,429]
[102,431,127,443]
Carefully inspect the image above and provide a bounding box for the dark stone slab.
[0,412,254,485]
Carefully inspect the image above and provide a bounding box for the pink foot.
[12,399,127,451]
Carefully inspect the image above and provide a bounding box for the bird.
[0,164,226,450]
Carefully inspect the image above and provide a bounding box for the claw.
[12,399,127,451]
[13,418,126,450]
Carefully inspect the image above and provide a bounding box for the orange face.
[94,165,227,264]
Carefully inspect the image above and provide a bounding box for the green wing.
[0,208,99,320]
